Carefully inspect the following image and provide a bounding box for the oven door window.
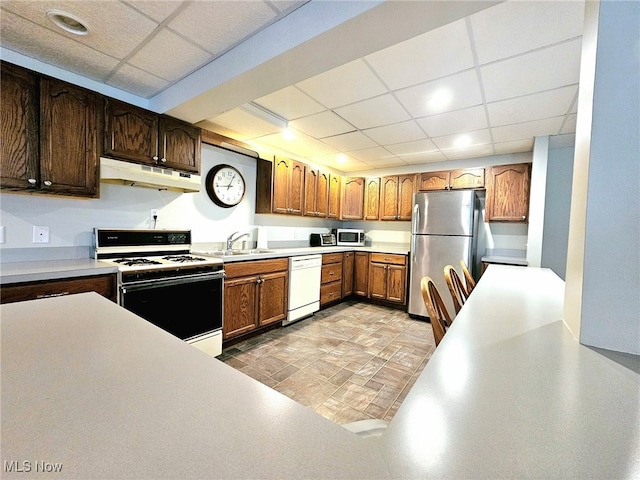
[121,276,222,341]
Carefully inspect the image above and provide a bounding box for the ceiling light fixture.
[454,135,472,148]
[46,10,89,35]
[427,89,452,111]
[240,102,289,130]
[336,154,347,164]
[281,128,295,141]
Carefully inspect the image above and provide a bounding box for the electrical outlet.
[150,209,159,226]
[33,226,50,243]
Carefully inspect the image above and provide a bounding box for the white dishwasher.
[285,254,322,326]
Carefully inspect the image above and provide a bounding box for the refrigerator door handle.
[412,203,420,234]
[411,235,416,264]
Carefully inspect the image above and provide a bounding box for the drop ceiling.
[0,0,584,173]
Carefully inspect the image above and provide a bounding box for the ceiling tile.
[347,146,397,163]
[560,114,578,135]
[417,105,487,138]
[385,139,439,157]
[364,158,408,169]
[313,153,370,172]
[443,143,495,160]
[493,138,534,155]
[492,117,565,143]
[363,121,427,146]
[296,59,388,109]
[321,131,377,152]
[128,29,211,82]
[108,64,170,98]
[254,86,325,120]
[270,1,307,14]
[334,94,411,130]
[365,18,474,90]
[208,107,282,140]
[430,128,492,151]
[168,1,276,55]
[395,69,483,118]
[470,0,585,65]
[257,130,339,160]
[487,85,578,126]
[124,0,185,23]
[1,0,160,59]
[400,150,448,165]
[289,110,355,138]
[0,9,119,79]
[481,39,582,102]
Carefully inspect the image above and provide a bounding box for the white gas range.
[95,229,224,356]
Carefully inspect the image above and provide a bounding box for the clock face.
[205,165,246,208]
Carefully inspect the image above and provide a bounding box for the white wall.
[541,144,575,279]
[564,0,640,355]
[0,146,532,260]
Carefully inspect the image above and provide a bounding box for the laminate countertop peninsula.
[2,266,638,479]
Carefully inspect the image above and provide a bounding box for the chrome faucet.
[226,231,250,251]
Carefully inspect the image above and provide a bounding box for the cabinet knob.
[256,278,263,284]
[43,180,52,186]
[522,215,526,220]
[152,156,159,161]
[28,178,37,185]
[160,157,167,163]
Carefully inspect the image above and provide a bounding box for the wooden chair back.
[420,276,452,347]
[444,265,469,314]
[460,259,476,294]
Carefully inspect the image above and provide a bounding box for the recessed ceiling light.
[426,89,452,112]
[46,10,89,36]
[336,154,347,164]
[454,135,472,148]
[281,128,295,141]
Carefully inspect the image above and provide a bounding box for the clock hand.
[226,174,236,189]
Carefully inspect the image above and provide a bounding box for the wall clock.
[205,164,246,208]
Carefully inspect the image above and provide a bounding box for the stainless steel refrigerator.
[408,190,481,318]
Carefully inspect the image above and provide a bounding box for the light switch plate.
[33,226,50,243]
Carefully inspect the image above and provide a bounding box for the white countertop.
[2,266,638,478]
[0,258,118,284]
[0,244,410,283]
[1,293,389,479]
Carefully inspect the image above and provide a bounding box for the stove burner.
[114,258,163,266]
[162,255,207,263]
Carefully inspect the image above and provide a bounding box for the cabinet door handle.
[43,180,52,186]
[28,178,37,185]
[36,291,69,299]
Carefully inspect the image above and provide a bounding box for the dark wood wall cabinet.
[1,62,99,197]
[485,163,531,222]
[341,177,365,220]
[304,167,329,217]
[223,258,288,340]
[1,274,117,304]
[103,98,201,174]
[419,168,485,191]
[380,174,416,221]
[1,62,202,198]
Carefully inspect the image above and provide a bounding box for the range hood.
[100,158,201,193]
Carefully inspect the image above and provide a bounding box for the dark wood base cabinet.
[223,259,288,341]
[1,274,117,304]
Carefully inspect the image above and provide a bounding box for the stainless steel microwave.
[333,229,365,246]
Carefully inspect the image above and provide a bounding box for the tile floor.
[219,300,435,425]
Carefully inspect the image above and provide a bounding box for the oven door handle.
[121,273,224,293]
